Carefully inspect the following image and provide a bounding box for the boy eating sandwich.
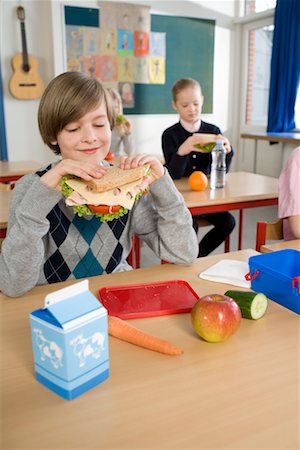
[0,72,198,297]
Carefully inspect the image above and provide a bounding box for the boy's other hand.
[118,154,165,184]
[40,159,108,189]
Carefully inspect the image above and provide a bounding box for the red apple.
[191,294,241,342]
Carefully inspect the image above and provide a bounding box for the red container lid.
[98,280,199,319]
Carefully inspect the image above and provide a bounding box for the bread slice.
[88,164,149,193]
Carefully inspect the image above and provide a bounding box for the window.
[245,24,274,125]
[244,0,276,16]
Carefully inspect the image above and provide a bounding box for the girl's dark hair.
[38,72,115,154]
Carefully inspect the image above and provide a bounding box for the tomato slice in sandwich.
[88,204,122,214]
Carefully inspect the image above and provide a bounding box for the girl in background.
[107,88,134,157]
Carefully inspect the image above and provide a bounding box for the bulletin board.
[64,6,215,115]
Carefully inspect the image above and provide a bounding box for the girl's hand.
[177,133,218,156]
[40,159,108,189]
[122,120,132,136]
[118,154,164,184]
[216,134,232,154]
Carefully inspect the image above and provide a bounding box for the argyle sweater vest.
[36,166,130,284]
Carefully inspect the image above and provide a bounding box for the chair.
[255,219,283,252]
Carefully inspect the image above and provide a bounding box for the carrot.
[108,316,183,356]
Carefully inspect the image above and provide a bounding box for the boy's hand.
[40,159,108,189]
[118,154,165,184]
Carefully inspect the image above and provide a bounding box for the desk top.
[261,239,300,253]
[1,249,299,449]
[241,132,300,144]
[0,160,42,178]
[0,189,11,225]
[174,171,278,209]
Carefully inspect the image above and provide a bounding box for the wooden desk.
[0,189,11,239]
[174,171,278,250]
[0,160,42,182]
[1,249,299,449]
[241,132,300,173]
[261,239,300,253]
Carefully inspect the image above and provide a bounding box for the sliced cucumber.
[224,290,268,320]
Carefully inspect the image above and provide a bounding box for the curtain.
[0,61,8,161]
[267,0,300,132]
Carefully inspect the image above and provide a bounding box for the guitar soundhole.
[23,64,30,73]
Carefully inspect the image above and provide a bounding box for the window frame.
[239,13,274,134]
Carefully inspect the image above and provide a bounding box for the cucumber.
[224,290,268,320]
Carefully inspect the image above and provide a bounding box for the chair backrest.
[256,219,283,251]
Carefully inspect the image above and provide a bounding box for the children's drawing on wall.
[133,6,151,32]
[149,57,165,84]
[117,4,134,31]
[118,56,134,82]
[134,57,149,84]
[119,82,134,108]
[99,56,118,82]
[117,30,134,56]
[83,27,100,55]
[99,1,117,29]
[66,25,83,60]
[67,58,83,73]
[134,31,149,57]
[83,55,102,79]
[100,29,117,55]
[150,32,166,58]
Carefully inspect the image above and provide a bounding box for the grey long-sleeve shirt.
[0,165,198,297]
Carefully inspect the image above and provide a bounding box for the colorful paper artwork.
[117,4,134,32]
[119,82,135,108]
[83,27,101,55]
[83,55,101,79]
[133,6,151,32]
[100,29,117,55]
[65,2,166,93]
[66,26,84,60]
[134,57,149,84]
[150,32,166,58]
[98,56,118,82]
[99,1,118,29]
[118,56,134,82]
[117,30,134,56]
[134,31,149,57]
[149,57,165,84]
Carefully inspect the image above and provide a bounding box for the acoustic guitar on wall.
[9,6,44,100]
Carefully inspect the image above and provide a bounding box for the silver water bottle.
[210,139,226,189]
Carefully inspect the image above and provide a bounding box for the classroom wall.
[1,0,238,167]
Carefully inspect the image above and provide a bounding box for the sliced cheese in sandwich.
[65,177,144,210]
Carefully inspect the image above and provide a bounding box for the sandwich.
[60,164,150,222]
[193,143,215,152]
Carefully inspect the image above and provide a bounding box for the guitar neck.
[20,21,30,72]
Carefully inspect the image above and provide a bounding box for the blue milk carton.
[29,280,109,400]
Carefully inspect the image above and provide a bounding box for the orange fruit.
[188,171,208,191]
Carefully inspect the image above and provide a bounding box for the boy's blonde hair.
[172,78,203,102]
[38,72,115,155]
